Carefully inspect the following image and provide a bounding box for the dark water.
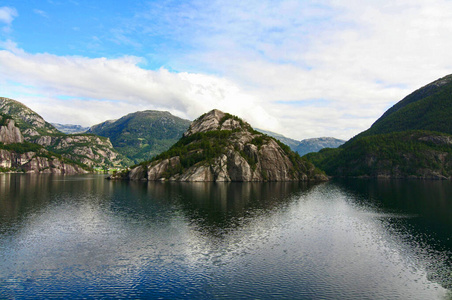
[0,174,451,299]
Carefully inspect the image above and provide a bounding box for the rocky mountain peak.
[183,109,247,137]
[111,109,328,182]
[1,97,126,172]
[0,97,59,136]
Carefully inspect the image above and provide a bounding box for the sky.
[1,0,452,141]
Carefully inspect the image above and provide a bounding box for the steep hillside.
[0,97,59,137]
[88,110,191,163]
[0,114,89,174]
[306,75,452,179]
[357,74,452,138]
[0,97,126,171]
[110,109,327,182]
[306,131,452,179]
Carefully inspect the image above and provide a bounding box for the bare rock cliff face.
[0,149,88,174]
[0,97,58,136]
[183,109,243,137]
[0,117,89,174]
[0,118,24,144]
[114,109,327,182]
[34,135,122,167]
[1,97,125,169]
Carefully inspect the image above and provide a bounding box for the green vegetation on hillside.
[89,110,191,163]
[357,75,452,138]
[1,97,125,169]
[0,142,92,172]
[0,97,60,136]
[137,126,321,179]
[306,130,452,178]
[146,130,237,176]
[306,74,452,179]
[0,113,13,126]
[0,141,43,154]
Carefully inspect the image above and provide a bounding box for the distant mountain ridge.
[256,128,345,155]
[296,137,345,156]
[306,74,452,179]
[52,123,89,134]
[88,110,191,164]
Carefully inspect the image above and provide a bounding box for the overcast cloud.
[0,1,451,140]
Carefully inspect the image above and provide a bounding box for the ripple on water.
[0,177,450,299]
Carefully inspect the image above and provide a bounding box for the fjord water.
[0,175,451,299]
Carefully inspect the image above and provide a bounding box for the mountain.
[51,123,89,134]
[88,110,191,164]
[255,128,300,151]
[256,128,345,155]
[306,74,452,179]
[0,114,89,174]
[0,97,125,173]
[110,109,327,182]
[355,74,452,139]
[296,137,346,156]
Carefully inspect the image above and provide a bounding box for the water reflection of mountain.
[119,181,316,236]
[334,178,452,290]
[1,175,451,298]
[334,179,452,237]
[0,174,108,225]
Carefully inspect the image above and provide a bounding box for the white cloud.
[0,6,17,33]
[0,43,277,130]
[159,0,452,139]
[0,6,17,24]
[1,0,452,141]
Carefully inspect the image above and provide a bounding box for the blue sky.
[1,0,452,140]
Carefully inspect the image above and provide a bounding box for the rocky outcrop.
[0,117,24,144]
[1,97,126,169]
[183,109,242,137]
[112,109,328,182]
[0,149,88,174]
[0,97,58,136]
[0,113,91,174]
[34,134,123,167]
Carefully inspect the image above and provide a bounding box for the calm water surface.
[0,174,451,299]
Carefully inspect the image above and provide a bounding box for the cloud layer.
[1,0,452,140]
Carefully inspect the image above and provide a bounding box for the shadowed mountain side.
[306,74,452,179]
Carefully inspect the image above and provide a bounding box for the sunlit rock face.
[113,109,328,182]
[0,118,24,144]
[0,97,125,172]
